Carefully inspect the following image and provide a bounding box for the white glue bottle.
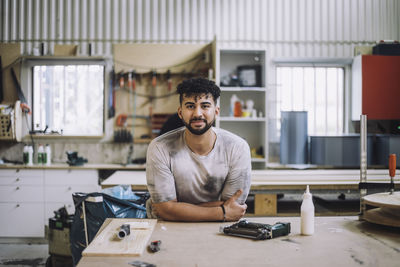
[45,144,51,166]
[301,185,315,235]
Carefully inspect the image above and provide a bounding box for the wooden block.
[54,45,78,56]
[254,194,277,215]
[82,218,157,257]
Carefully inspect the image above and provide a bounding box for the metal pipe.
[359,114,367,219]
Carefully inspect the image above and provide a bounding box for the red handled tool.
[389,154,396,194]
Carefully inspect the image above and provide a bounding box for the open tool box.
[0,100,22,142]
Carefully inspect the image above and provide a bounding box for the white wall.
[1,0,399,57]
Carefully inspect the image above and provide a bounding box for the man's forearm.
[153,201,224,222]
[197,201,224,207]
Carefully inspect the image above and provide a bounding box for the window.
[276,66,344,135]
[32,62,105,136]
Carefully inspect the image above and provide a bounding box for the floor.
[0,241,49,267]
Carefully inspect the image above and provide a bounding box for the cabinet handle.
[16,187,20,190]
[68,187,72,191]
[16,204,20,208]
[16,178,20,182]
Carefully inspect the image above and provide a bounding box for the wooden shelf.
[219,117,266,122]
[220,86,266,92]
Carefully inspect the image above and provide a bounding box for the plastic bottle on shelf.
[45,144,51,166]
[37,144,45,164]
[27,146,33,166]
[23,145,29,165]
[301,185,315,235]
[230,94,239,117]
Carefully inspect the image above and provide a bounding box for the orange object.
[152,71,157,87]
[234,101,242,117]
[20,102,31,114]
[389,154,396,178]
[116,114,128,127]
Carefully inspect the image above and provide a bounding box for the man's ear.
[177,107,183,119]
[215,106,220,116]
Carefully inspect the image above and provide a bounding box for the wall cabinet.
[352,55,400,121]
[215,48,268,168]
[0,168,100,238]
[0,169,44,237]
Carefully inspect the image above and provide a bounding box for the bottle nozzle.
[306,185,310,194]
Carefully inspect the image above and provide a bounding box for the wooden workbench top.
[101,169,399,191]
[77,216,400,267]
[0,163,146,170]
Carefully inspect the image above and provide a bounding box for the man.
[146,77,251,222]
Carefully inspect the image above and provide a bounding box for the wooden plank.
[54,45,78,56]
[363,191,400,209]
[82,218,157,257]
[363,207,400,227]
[254,194,277,215]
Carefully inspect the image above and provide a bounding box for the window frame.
[268,58,353,146]
[21,56,107,139]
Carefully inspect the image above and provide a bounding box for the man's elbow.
[152,201,176,221]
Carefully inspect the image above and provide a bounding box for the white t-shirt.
[146,127,251,210]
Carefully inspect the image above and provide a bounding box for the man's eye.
[202,105,210,109]
[186,105,194,109]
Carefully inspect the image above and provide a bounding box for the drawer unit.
[0,185,44,202]
[0,169,44,185]
[0,203,44,237]
[44,170,98,185]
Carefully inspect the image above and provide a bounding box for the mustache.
[190,118,207,123]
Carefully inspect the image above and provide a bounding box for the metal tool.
[220,220,290,240]
[117,224,131,239]
[148,240,161,252]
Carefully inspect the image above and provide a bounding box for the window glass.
[277,66,344,135]
[33,64,104,136]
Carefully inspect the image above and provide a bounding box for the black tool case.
[372,43,400,55]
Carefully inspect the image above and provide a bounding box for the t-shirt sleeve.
[220,139,252,204]
[146,141,177,203]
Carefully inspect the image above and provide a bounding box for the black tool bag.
[70,192,148,266]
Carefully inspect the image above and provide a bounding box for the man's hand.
[223,189,247,221]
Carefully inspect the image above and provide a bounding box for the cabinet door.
[0,203,44,237]
[0,185,44,202]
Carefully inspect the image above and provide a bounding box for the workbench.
[77,216,400,267]
[101,169,400,216]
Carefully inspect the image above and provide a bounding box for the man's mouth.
[190,119,206,126]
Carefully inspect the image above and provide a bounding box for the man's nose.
[193,106,203,116]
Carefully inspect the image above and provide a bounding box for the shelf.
[219,117,266,122]
[251,158,265,163]
[220,86,266,92]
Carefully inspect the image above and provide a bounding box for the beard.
[182,117,215,135]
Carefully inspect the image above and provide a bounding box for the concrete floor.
[0,242,49,267]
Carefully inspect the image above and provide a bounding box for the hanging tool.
[11,67,31,114]
[131,71,136,91]
[166,70,172,91]
[118,72,125,89]
[389,154,396,194]
[151,70,157,88]
[108,69,115,118]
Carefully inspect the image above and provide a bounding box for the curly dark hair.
[177,77,220,105]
